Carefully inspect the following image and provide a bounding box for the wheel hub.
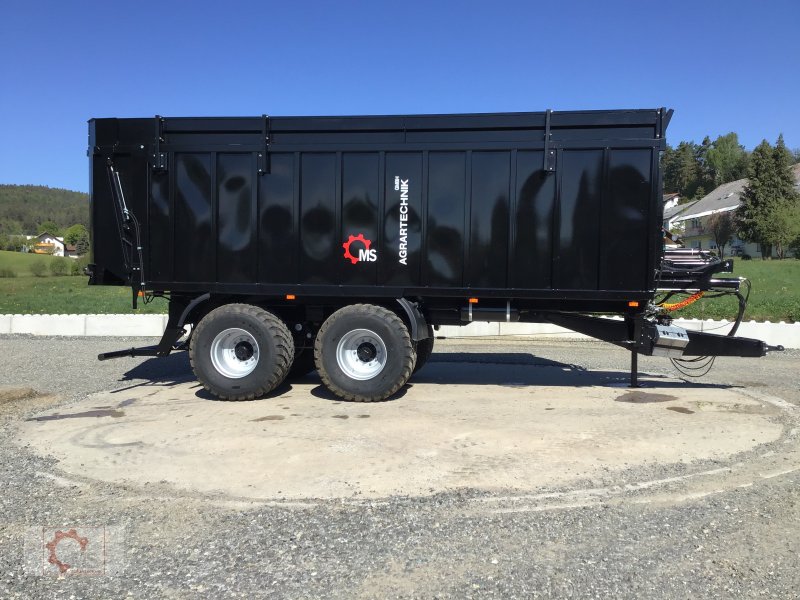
[210,328,260,379]
[234,341,254,361]
[356,342,377,362]
[336,329,387,381]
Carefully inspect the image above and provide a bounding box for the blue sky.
[1,0,798,193]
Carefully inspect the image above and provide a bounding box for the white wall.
[35,235,65,257]
[0,314,797,348]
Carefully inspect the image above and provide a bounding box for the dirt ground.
[1,335,798,598]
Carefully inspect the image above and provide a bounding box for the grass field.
[0,250,71,274]
[0,276,168,314]
[673,259,800,322]
[1,251,798,321]
[0,250,167,315]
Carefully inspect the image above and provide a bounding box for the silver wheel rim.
[210,328,260,379]
[336,328,387,381]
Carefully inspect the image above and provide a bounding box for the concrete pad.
[16,360,785,502]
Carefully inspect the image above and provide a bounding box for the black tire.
[412,329,435,374]
[286,348,316,379]
[315,304,415,402]
[189,304,293,401]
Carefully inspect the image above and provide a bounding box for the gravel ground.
[1,334,798,599]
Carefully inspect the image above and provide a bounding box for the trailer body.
[88,109,776,401]
[90,109,669,311]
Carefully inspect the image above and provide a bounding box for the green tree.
[662,140,714,200]
[661,144,678,193]
[696,136,714,189]
[63,223,87,245]
[693,186,706,201]
[37,221,61,236]
[663,142,700,197]
[737,136,800,259]
[737,140,778,257]
[707,212,735,257]
[770,204,800,259]
[2,235,25,252]
[776,134,796,171]
[0,185,89,234]
[63,224,89,253]
[772,135,800,258]
[706,133,749,186]
[790,233,800,257]
[0,218,23,235]
[75,236,90,256]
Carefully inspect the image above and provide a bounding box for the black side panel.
[382,153,423,286]
[90,109,669,300]
[299,153,337,284]
[512,151,554,289]
[259,153,296,284]
[174,153,213,282]
[149,169,172,282]
[600,149,651,290]
[217,153,256,283]
[468,151,510,288]
[426,152,465,287]
[340,153,380,285]
[554,150,603,290]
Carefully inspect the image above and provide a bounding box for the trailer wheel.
[190,304,293,400]
[315,304,415,402]
[286,348,316,379]
[412,328,435,374]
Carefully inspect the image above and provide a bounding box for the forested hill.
[0,185,89,234]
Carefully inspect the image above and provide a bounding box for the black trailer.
[88,108,779,401]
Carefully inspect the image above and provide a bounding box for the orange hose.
[660,291,704,311]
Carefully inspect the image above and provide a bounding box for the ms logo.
[342,234,377,264]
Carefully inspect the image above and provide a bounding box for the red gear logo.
[342,233,372,264]
[45,529,89,574]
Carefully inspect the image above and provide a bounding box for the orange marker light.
[468,298,479,304]
[628,301,639,307]
[137,290,144,297]
[286,294,296,300]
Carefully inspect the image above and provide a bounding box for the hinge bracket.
[258,114,271,174]
[151,115,167,170]
[543,109,556,172]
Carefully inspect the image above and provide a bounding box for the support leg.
[630,350,639,388]
[625,314,644,388]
